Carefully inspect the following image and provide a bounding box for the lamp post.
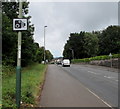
[69,48,74,60]
[44,26,47,64]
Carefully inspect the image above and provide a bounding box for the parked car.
[62,59,70,67]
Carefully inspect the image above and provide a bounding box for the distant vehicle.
[50,61,55,64]
[62,59,70,67]
[56,59,62,65]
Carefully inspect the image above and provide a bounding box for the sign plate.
[13,19,27,31]
[109,53,112,57]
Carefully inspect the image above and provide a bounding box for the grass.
[0,65,2,109]
[72,54,120,64]
[2,64,47,109]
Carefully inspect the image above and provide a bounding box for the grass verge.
[2,63,47,109]
[0,65,2,109]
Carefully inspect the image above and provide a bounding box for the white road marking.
[82,85,114,109]
[88,71,98,75]
[104,76,108,78]
[88,71,117,82]
[107,77,116,79]
[104,76,118,81]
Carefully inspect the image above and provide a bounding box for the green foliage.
[2,64,47,108]
[63,31,99,59]
[1,1,53,108]
[2,65,15,77]
[46,50,53,62]
[83,32,99,57]
[2,70,16,108]
[72,54,120,63]
[99,25,120,55]
[63,25,120,59]
[2,2,53,67]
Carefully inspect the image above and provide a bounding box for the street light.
[69,48,74,60]
[44,26,47,64]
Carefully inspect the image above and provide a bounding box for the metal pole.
[16,1,22,108]
[72,49,74,60]
[44,27,45,64]
[69,48,74,60]
[44,26,47,64]
[111,56,112,68]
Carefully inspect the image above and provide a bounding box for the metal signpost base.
[16,66,21,108]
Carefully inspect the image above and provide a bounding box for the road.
[40,64,118,108]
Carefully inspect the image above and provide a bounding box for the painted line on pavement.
[80,83,114,109]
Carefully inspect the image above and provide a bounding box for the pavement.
[39,64,112,107]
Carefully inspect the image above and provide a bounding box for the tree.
[63,32,85,59]
[46,50,53,62]
[36,47,44,63]
[2,2,36,66]
[83,32,99,57]
[2,11,18,65]
[99,25,120,55]
[63,31,99,59]
[2,2,53,67]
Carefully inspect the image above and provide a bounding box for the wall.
[89,58,119,68]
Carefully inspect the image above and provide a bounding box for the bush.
[72,54,120,63]
[2,65,15,78]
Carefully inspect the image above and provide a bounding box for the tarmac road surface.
[40,64,118,107]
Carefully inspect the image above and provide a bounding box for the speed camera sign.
[13,19,27,31]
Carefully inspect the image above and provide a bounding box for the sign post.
[109,53,112,68]
[16,2,22,108]
[13,1,27,108]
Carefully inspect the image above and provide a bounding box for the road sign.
[109,53,112,57]
[13,19,27,31]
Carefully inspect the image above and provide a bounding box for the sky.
[29,2,118,57]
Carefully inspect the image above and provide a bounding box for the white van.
[62,59,70,67]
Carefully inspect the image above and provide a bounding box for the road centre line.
[88,71,117,82]
[88,71,99,75]
[104,76,108,78]
[104,76,117,80]
[107,77,116,79]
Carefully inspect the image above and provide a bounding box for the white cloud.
[28,0,119,2]
[29,2,118,57]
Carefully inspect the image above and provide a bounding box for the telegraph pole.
[16,1,22,108]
